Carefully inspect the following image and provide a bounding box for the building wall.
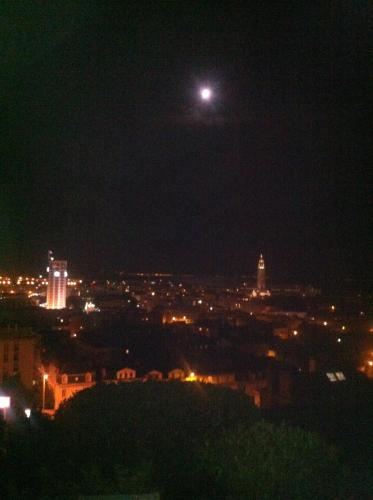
[0,328,40,389]
[145,370,163,380]
[46,365,291,412]
[49,371,95,409]
[117,368,136,380]
[47,260,67,309]
[168,369,185,380]
[196,373,236,386]
[53,380,95,409]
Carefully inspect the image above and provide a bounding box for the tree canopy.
[3,381,348,498]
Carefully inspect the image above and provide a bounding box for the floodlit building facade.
[51,371,95,410]
[0,327,40,389]
[46,251,67,309]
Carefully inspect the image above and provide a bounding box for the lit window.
[326,373,337,382]
[335,372,346,381]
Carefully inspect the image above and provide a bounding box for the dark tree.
[53,381,259,497]
[3,382,348,499]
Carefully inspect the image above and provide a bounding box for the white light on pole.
[0,396,10,421]
[0,396,10,409]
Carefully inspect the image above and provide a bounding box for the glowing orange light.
[186,372,197,381]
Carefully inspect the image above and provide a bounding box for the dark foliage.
[2,382,349,499]
[53,382,259,497]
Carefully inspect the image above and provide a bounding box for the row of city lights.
[0,278,83,289]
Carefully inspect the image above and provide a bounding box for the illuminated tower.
[46,251,67,309]
[257,254,266,291]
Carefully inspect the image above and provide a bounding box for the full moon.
[200,87,212,100]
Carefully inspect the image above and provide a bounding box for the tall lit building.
[252,253,270,298]
[257,253,266,291]
[46,251,67,309]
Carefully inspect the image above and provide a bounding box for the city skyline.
[0,249,370,292]
[1,251,270,284]
[0,4,371,497]
[1,2,371,287]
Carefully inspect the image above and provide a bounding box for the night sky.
[1,1,371,287]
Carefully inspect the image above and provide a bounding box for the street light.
[42,374,48,410]
[186,372,197,382]
[0,396,10,421]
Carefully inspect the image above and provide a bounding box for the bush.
[202,421,347,499]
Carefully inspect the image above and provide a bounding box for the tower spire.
[251,254,270,297]
[257,253,266,290]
